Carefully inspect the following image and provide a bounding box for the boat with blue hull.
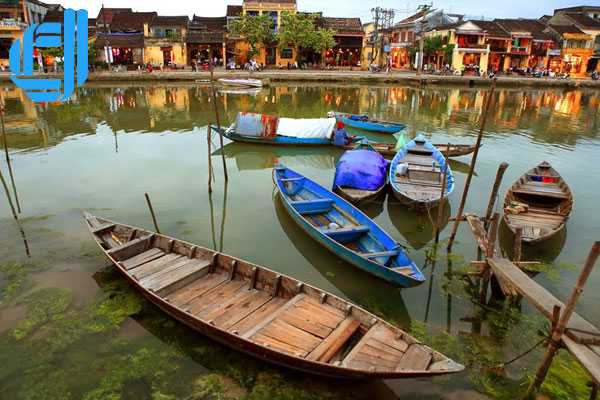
[274,166,424,288]
[332,112,405,134]
[389,135,455,210]
[212,124,336,146]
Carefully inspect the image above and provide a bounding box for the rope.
[495,336,547,368]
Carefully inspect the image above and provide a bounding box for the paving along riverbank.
[2,70,600,88]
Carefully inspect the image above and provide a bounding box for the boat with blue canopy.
[331,111,405,134]
[389,135,455,210]
[332,148,388,205]
[274,165,424,288]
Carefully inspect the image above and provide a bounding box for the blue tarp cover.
[333,149,387,191]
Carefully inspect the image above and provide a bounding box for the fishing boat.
[274,166,424,288]
[84,212,463,379]
[343,141,479,158]
[503,161,573,243]
[389,135,454,210]
[332,149,388,205]
[218,78,263,88]
[331,112,405,134]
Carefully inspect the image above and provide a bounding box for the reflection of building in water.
[146,87,189,110]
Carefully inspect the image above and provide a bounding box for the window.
[247,11,259,17]
[267,11,278,32]
[280,48,292,59]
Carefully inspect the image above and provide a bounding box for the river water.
[0,83,599,399]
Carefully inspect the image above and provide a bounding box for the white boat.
[218,78,263,88]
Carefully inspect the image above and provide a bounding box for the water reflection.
[0,83,597,152]
[273,195,411,328]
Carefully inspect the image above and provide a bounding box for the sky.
[59,0,600,22]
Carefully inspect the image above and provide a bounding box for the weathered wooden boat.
[502,161,573,243]
[274,166,424,287]
[332,112,405,134]
[84,212,463,379]
[334,183,387,205]
[389,135,455,210]
[343,141,479,159]
[218,78,263,88]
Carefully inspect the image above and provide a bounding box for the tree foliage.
[229,14,276,51]
[278,12,336,52]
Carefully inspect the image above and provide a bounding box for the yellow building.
[144,16,189,66]
[238,0,298,67]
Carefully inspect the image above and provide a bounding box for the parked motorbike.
[592,71,599,81]
[369,64,381,73]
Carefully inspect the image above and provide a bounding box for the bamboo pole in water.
[1,106,21,213]
[207,125,213,193]
[513,227,523,263]
[434,144,450,246]
[209,61,228,181]
[527,241,600,397]
[484,162,509,230]
[447,79,497,250]
[144,192,161,234]
[0,166,29,256]
[479,212,499,304]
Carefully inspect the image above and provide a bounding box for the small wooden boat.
[502,161,573,243]
[332,148,388,205]
[84,212,463,379]
[333,112,405,134]
[344,141,479,159]
[274,166,424,287]
[218,87,262,96]
[212,124,339,146]
[389,135,455,210]
[218,78,263,88]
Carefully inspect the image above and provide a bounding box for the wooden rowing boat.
[344,141,479,158]
[84,212,463,379]
[389,135,455,210]
[212,124,335,146]
[502,161,573,243]
[332,148,388,205]
[333,112,405,134]
[334,184,387,205]
[274,166,424,288]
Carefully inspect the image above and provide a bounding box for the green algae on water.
[10,287,72,340]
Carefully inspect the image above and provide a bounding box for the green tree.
[229,14,276,58]
[306,27,336,54]
[423,36,443,57]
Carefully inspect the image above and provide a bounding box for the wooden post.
[434,144,450,246]
[514,227,523,263]
[484,162,509,230]
[590,383,599,400]
[527,241,600,396]
[144,192,161,234]
[479,212,499,304]
[1,105,21,213]
[0,166,29,256]
[447,79,497,251]
[209,61,228,181]
[207,124,213,193]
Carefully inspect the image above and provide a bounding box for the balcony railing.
[457,43,487,49]
[148,33,182,41]
[0,19,26,30]
[510,46,529,55]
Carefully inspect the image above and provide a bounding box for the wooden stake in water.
[434,143,450,246]
[1,106,21,213]
[0,166,29,256]
[209,61,228,181]
[207,125,213,193]
[484,162,509,230]
[447,79,497,251]
[527,241,600,397]
[144,192,161,234]
[513,227,523,263]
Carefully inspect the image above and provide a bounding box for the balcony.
[510,46,529,55]
[489,45,508,52]
[456,43,489,54]
[0,19,26,31]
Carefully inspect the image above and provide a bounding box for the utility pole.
[371,7,394,67]
[370,7,380,66]
[101,4,112,69]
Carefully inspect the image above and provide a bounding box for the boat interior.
[393,143,449,203]
[84,214,458,376]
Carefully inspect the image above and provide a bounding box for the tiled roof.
[548,24,585,35]
[42,7,63,23]
[226,5,242,17]
[110,11,157,32]
[469,20,510,38]
[94,33,145,48]
[96,8,132,25]
[566,13,600,29]
[554,5,600,14]
[323,17,364,35]
[494,18,553,40]
[152,16,188,27]
[186,31,225,44]
[190,16,227,32]
[397,9,430,25]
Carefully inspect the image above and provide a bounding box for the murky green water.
[1,83,599,399]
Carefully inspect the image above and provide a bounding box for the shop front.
[326,36,362,67]
[390,44,410,69]
[95,33,145,67]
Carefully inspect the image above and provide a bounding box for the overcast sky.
[59,0,600,22]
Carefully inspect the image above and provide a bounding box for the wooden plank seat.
[512,186,569,200]
[92,223,116,235]
[290,198,334,215]
[321,225,370,243]
[107,234,154,261]
[280,177,305,182]
[361,250,399,259]
[138,257,211,296]
[306,318,362,362]
[342,323,411,371]
[121,248,165,270]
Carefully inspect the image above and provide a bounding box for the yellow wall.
[144,43,187,65]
